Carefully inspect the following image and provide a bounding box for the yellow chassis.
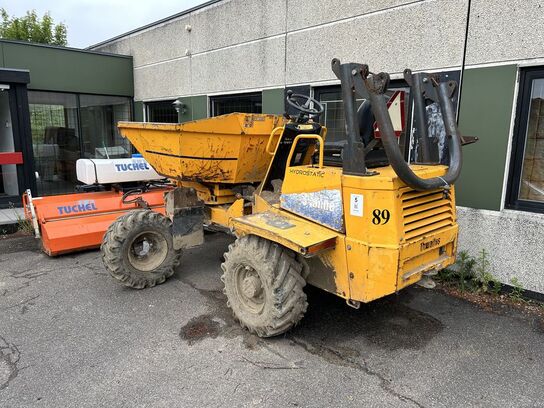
[118,115,458,306]
[178,132,458,306]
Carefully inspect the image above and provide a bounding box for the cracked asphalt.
[0,232,543,407]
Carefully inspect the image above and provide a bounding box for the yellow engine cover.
[277,163,458,303]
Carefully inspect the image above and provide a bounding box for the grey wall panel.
[134,58,191,100]
[286,0,415,30]
[190,0,286,54]
[466,0,544,65]
[190,36,285,95]
[286,0,468,84]
[94,39,132,57]
[128,17,191,68]
[457,207,544,294]
[93,0,475,94]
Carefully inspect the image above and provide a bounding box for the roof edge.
[0,38,133,59]
[86,0,223,50]
[0,67,31,84]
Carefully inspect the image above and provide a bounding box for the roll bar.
[331,59,370,176]
[332,58,464,191]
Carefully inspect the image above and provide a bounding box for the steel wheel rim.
[127,231,168,272]
[234,264,265,314]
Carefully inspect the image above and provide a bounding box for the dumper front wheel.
[221,235,308,337]
[101,210,181,289]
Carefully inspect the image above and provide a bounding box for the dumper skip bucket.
[118,113,284,184]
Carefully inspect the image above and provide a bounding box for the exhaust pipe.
[364,69,463,191]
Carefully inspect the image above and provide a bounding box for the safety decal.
[350,194,363,217]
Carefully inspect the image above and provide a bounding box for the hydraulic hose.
[367,78,463,191]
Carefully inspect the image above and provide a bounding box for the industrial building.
[0,0,542,294]
[0,39,133,207]
[87,0,544,294]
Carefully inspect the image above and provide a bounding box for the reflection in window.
[29,91,80,196]
[29,92,133,196]
[519,79,544,202]
[80,95,132,159]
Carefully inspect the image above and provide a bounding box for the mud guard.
[230,210,338,257]
[165,188,205,250]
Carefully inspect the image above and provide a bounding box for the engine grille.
[401,188,455,241]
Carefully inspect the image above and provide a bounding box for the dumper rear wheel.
[221,235,308,337]
[101,210,181,289]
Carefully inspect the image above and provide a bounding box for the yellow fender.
[231,209,338,257]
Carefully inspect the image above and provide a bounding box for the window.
[146,100,178,123]
[210,92,262,116]
[315,71,460,165]
[28,91,133,196]
[80,94,132,159]
[507,67,544,212]
[29,92,80,196]
[315,84,412,156]
[315,86,361,144]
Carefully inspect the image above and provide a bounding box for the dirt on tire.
[221,235,308,337]
[101,209,182,289]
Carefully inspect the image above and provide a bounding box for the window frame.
[209,92,262,117]
[506,67,544,214]
[27,89,133,195]
[145,99,177,123]
[313,80,414,160]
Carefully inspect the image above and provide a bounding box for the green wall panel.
[176,96,193,123]
[133,101,144,121]
[456,65,518,210]
[191,95,208,120]
[263,88,285,114]
[0,40,133,96]
[170,95,208,123]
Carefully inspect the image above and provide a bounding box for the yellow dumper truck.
[101,59,468,337]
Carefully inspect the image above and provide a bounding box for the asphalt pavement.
[0,232,543,407]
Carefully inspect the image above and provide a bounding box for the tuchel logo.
[115,160,150,172]
[57,200,97,215]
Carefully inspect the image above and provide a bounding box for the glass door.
[28,91,80,196]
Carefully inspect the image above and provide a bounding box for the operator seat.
[322,100,389,168]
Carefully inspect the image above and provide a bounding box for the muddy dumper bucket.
[118,113,284,184]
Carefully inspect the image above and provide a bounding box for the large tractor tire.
[221,235,308,337]
[101,210,182,289]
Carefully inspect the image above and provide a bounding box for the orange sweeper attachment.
[23,156,172,256]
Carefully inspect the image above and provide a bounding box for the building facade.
[90,0,544,294]
[0,40,134,205]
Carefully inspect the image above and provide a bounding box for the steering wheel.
[286,90,325,116]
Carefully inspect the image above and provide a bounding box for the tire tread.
[101,210,181,289]
[221,235,307,337]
